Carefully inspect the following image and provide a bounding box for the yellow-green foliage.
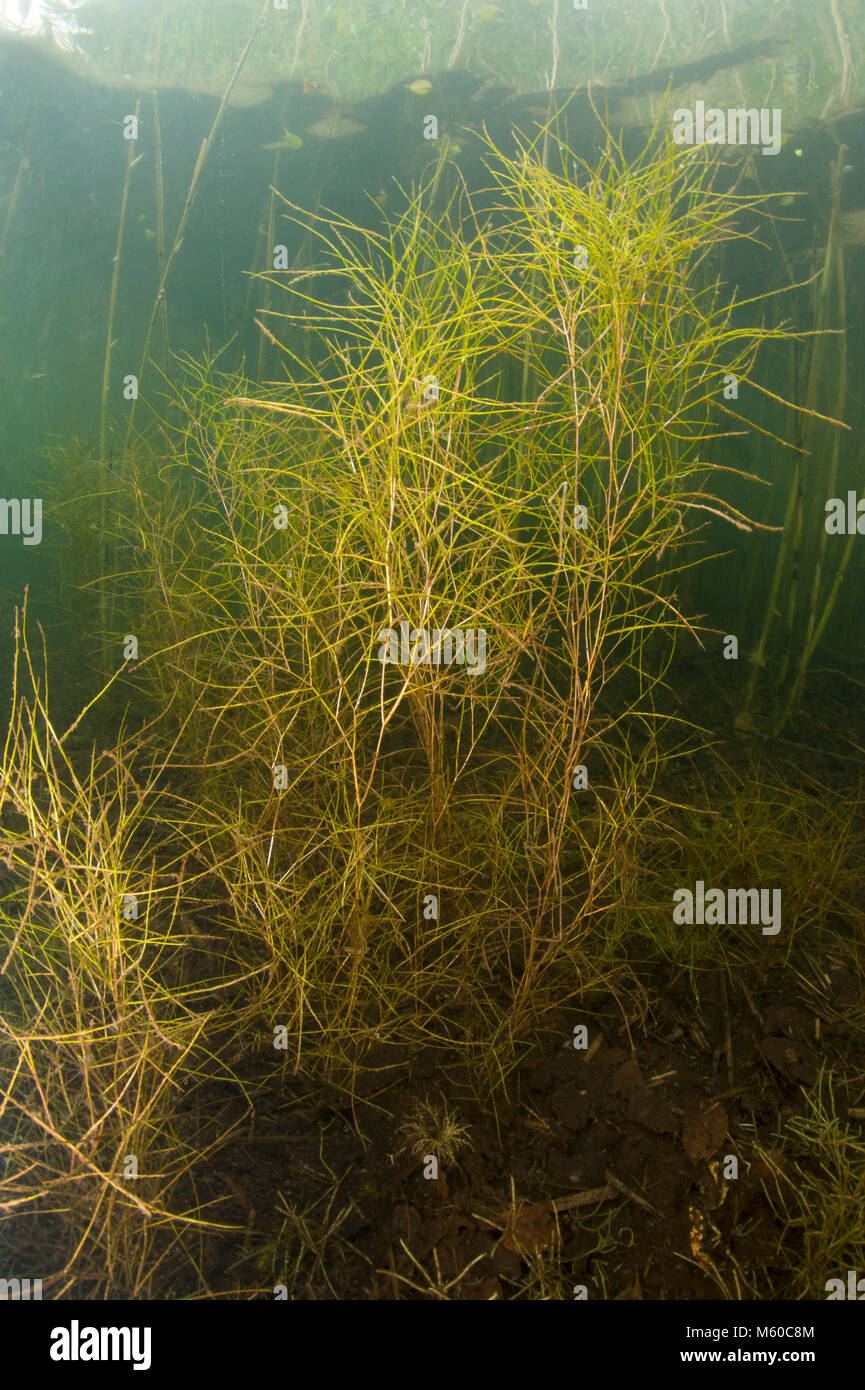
[0,613,238,1296]
[117,133,807,1078]
[2,131,862,1301]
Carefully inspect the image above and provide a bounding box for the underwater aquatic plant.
[0,603,241,1296]
[397,1096,471,1165]
[9,122,865,1301]
[119,128,816,1085]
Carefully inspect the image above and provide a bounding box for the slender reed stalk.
[255,163,279,382]
[126,0,270,443]
[0,153,28,277]
[100,101,141,462]
[782,149,849,724]
[98,100,141,665]
[152,91,169,366]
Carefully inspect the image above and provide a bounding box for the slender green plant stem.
[0,154,28,276]
[152,91,169,366]
[782,149,848,725]
[126,0,270,443]
[0,155,29,451]
[100,101,141,462]
[255,161,280,382]
[99,100,141,665]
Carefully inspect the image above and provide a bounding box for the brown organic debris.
[682,1104,729,1164]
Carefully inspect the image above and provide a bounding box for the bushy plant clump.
[127,133,795,1075]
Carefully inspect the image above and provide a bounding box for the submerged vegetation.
[2,131,865,1300]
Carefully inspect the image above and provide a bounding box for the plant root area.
[178,949,862,1301]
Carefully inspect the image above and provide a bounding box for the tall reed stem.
[126,0,270,443]
[152,91,169,367]
[100,101,141,462]
[782,148,849,726]
[99,101,141,664]
[0,154,28,282]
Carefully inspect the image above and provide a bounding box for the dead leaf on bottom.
[496,1199,555,1255]
[757,1036,817,1086]
[682,1104,728,1164]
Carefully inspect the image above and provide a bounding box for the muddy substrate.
[175,949,861,1301]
